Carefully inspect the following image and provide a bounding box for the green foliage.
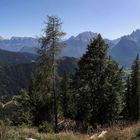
[0,49,36,65]
[29,16,66,129]
[12,89,33,126]
[0,99,17,121]
[0,57,77,99]
[59,72,71,117]
[0,122,29,140]
[30,58,54,125]
[127,55,140,120]
[101,59,125,122]
[124,76,131,119]
[0,63,35,98]
[0,119,11,140]
[38,16,65,58]
[70,34,125,127]
[38,121,54,133]
[7,129,24,140]
[0,56,77,101]
[57,57,78,77]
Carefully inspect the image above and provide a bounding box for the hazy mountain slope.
[61,37,87,57]
[1,30,140,68]
[57,57,78,76]
[0,56,78,98]
[126,29,140,47]
[60,31,98,57]
[0,63,36,98]
[19,46,37,54]
[60,31,114,57]
[0,32,115,56]
[0,49,37,64]
[110,37,140,67]
[0,37,39,52]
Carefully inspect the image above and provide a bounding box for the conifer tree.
[59,72,70,117]
[101,59,125,122]
[71,35,125,127]
[129,55,140,120]
[30,16,65,131]
[124,76,131,119]
[13,89,32,126]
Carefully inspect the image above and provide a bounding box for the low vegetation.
[1,121,140,140]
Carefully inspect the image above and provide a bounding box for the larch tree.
[30,16,65,132]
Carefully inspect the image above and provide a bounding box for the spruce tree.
[101,59,125,122]
[129,55,140,120]
[71,34,125,127]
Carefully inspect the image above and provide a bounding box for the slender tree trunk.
[52,35,58,133]
[53,51,58,133]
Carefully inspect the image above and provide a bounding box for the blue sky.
[0,0,140,39]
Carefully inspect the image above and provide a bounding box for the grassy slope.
[2,122,140,140]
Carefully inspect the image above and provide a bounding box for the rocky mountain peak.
[74,31,98,42]
[129,29,140,40]
[0,36,4,40]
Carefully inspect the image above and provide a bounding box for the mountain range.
[1,29,140,67]
[1,30,140,97]
[61,29,140,67]
[0,36,38,52]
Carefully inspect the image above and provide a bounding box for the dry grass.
[16,127,92,140]
[17,127,80,140]
[96,122,140,140]
[11,124,140,140]
[1,121,140,140]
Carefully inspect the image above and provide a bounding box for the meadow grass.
[1,122,140,140]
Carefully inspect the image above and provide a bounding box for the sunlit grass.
[1,122,140,140]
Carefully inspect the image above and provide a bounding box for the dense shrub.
[38,121,54,133]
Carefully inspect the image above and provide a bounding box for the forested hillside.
[0,49,37,64]
[0,63,35,98]
[0,56,77,99]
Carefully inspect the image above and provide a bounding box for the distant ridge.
[0,49,37,64]
[1,29,140,67]
[0,36,39,52]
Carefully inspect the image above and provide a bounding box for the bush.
[0,120,10,140]
[0,119,24,140]
[38,121,54,133]
[12,89,33,126]
[7,129,25,140]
